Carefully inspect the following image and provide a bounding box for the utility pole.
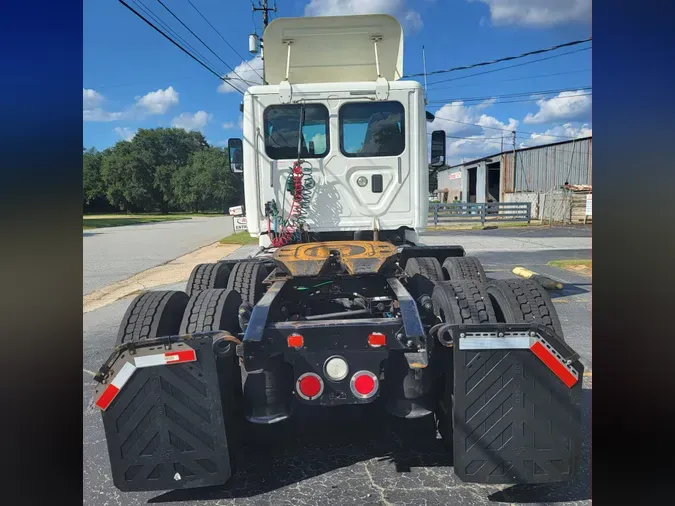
[253,0,276,29]
[512,131,517,191]
[252,1,277,83]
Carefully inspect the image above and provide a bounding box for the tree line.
[83,128,243,214]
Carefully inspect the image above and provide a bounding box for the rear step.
[449,323,583,484]
[92,334,234,491]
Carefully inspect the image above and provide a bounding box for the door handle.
[397,157,402,184]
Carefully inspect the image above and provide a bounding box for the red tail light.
[350,371,378,399]
[296,372,324,400]
[287,333,304,348]
[368,332,386,347]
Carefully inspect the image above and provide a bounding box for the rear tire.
[179,288,242,335]
[186,262,232,296]
[431,280,496,325]
[180,288,244,471]
[405,257,445,282]
[226,261,269,305]
[116,290,189,345]
[442,257,487,283]
[431,281,497,450]
[486,278,564,338]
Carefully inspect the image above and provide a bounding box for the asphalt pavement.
[83,216,233,295]
[83,225,591,506]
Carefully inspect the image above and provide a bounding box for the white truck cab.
[228,14,446,247]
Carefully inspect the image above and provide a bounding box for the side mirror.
[430,130,446,168]
[228,138,244,174]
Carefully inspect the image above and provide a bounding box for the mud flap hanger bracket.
[453,323,581,387]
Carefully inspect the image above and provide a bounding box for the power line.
[186,0,263,80]
[117,0,243,94]
[154,0,250,84]
[428,69,591,91]
[428,92,592,107]
[431,113,586,140]
[427,47,591,87]
[429,86,591,104]
[131,0,223,74]
[404,37,591,79]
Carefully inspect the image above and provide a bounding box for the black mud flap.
[451,324,583,484]
[95,338,233,492]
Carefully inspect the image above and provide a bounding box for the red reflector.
[95,384,120,410]
[297,373,323,399]
[287,334,304,348]
[368,332,386,347]
[165,349,196,363]
[350,371,378,399]
[530,341,578,388]
[354,374,375,395]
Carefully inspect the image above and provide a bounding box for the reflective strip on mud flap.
[95,345,197,411]
[458,331,580,388]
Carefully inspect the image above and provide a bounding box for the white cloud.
[304,0,423,31]
[522,123,591,147]
[171,111,211,131]
[222,122,235,129]
[523,90,591,124]
[83,108,125,122]
[83,88,126,122]
[83,89,104,109]
[429,99,518,165]
[219,56,264,94]
[135,86,179,114]
[404,11,423,30]
[114,127,137,141]
[470,0,590,27]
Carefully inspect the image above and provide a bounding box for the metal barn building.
[435,136,592,222]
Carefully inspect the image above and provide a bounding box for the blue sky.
[83,0,591,164]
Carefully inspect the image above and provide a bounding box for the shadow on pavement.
[149,387,591,504]
[548,283,592,299]
[488,388,591,503]
[149,405,451,503]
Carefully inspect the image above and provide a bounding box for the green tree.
[100,141,154,212]
[133,128,208,213]
[83,148,104,207]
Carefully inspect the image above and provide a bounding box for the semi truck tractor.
[91,14,583,492]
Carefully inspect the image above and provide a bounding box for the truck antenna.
[422,45,429,105]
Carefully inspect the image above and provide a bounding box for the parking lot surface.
[83,226,591,505]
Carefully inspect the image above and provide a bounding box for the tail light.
[350,370,379,399]
[296,372,324,400]
[368,332,386,347]
[287,333,304,348]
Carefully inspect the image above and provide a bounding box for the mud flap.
[95,338,233,491]
[451,324,583,484]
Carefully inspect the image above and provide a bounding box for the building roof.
[445,136,592,170]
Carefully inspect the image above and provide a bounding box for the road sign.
[233,216,248,231]
[229,205,244,216]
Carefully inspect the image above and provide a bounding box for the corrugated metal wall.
[502,138,592,193]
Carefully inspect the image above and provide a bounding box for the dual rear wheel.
[406,254,565,446]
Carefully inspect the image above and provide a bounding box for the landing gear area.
[91,242,582,492]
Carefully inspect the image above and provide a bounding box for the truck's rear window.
[340,101,405,157]
[264,104,330,159]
